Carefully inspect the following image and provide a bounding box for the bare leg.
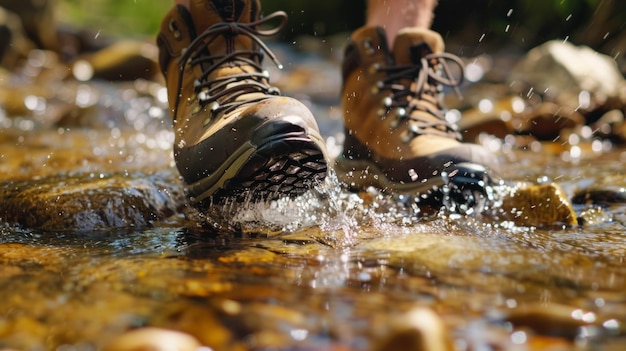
[366,0,438,45]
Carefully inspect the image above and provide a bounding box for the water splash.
[186,170,363,245]
[187,169,509,247]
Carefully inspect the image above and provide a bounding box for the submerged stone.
[102,327,202,351]
[506,303,597,340]
[374,308,453,351]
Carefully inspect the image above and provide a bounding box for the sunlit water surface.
[1,153,625,350]
[0,56,624,350]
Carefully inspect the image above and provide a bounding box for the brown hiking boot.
[157,1,327,205]
[336,26,498,200]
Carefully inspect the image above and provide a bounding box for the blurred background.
[55,0,625,59]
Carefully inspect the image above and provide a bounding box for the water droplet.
[464,62,484,82]
[511,331,527,345]
[570,145,582,159]
[603,319,619,330]
[23,95,46,112]
[578,90,591,109]
[511,97,525,114]
[445,109,462,124]
[72,60,94,81]
[478,98,494,113]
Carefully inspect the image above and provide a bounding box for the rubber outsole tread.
[199,136,327,205]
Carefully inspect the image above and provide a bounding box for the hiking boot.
[157,0,327,205]
[336,26,498,197]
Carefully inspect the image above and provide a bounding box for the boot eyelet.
[198,90,210,102]
[267,87,280,95]
[371,81,384,95]
[169,19,182,40]
[382,96,392,107]
[396,107,406,118]
[362,39,375,55]
[368,63,380,74]
[377,108,388,119]
[400,131,412,144]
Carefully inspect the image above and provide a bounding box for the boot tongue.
[187,0,259,58]
[188,0,254,36]
[392,28,445,65]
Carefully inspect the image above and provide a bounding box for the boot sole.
[187,131,328,205]
[335,157,491,194]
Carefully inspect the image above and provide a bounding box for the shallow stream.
[0,45,625,350]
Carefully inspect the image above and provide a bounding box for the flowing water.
[0,47,625,350]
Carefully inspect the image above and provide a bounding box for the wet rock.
[0,171,184,231]
[572,188,626,206]
[458,40,626,143]
[592,109,626,143]
[506,303,597,340]
[509,40,625,118]
[496,182,578,227]
[458,110,512,142]
[515,102,585,141]
[102,327,202,351]
[457,94,585,143]
[0,6,34,69]
[456,95,518,141]
[71,40,160,82]
[374,308,453,351]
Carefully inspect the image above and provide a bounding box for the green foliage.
[58,0,172,37]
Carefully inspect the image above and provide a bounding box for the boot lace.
[173,11,287,121]
[376,52,465,142]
